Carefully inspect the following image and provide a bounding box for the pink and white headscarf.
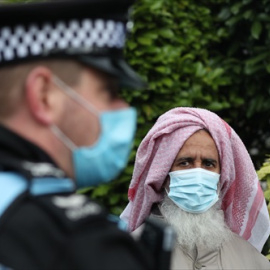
[121,107,270,252]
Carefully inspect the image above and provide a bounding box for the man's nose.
[194,162,203,169]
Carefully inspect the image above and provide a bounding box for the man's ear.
[25,66,56,126]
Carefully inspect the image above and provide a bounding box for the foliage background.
[3,0,270,257]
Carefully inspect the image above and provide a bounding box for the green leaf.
[257,163,270,180]
[149,0,163,11]
[77,187,93,194]
[265,63,270,73]
[243,10,253,20]
[127,41,137,50]
[264,190,270,201]
[155,66,171,74]
[251,21,262,39]
[209,68,224,80]
[159,29,174,39]
[109,194,120,205]
[195,62,206,77]
[231,3,242,15]
[162,78,174,87]
[208,101,225,111]
[218,7,231,20]
[91,185,110,197]
[137,36,152,46]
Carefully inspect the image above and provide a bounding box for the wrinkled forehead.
[181,129,219,153]
[173,129,220,165]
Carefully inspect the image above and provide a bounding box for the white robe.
[132,216,270,270]
[171,233,270,270]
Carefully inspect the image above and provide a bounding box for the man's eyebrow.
[174,157,218,163]
[174,157,194,162]
[202,158,218,164]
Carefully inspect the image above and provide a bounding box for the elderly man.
[121,107,270,269]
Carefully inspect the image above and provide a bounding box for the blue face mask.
[167,168,220,214]
[51,76,137,188]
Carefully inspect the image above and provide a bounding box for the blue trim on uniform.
[30,177,75,196]
[0,173,27,217]
[0,172,75,218]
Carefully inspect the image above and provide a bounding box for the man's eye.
[179,161,189,166]
[204,161,214,167]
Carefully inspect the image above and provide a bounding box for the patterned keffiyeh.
[121,107,270,252]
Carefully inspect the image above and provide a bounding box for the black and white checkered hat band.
[0,19,126,63]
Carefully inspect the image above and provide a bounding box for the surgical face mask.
[51,76,137,188]
[167,168,220,214]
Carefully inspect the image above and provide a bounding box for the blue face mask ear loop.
[216,182,221,200]
[50,125,77,152]
[51,75,100,117]
[50,75,102,151]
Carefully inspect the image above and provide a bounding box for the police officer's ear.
[25,66,61,126]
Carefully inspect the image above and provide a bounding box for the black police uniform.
[0,1,152,269]
[0,126,151,270]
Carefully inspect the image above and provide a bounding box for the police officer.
[0,0,153,269]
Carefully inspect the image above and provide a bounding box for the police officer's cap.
[0,0,145,88]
